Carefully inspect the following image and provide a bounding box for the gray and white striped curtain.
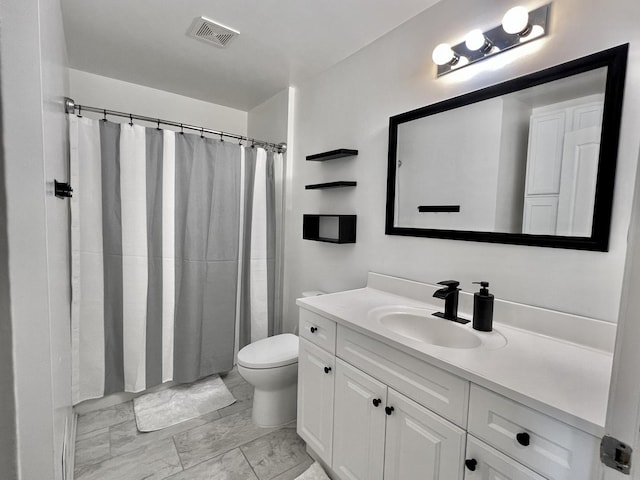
[69,115,279,404]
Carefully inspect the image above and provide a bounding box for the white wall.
[247,88,290,144]
[283,0,640,332]
[68,69,248,135]
[0,0,72,479]
[396,98,502,230]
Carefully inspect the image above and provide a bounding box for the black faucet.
[432,280,469,324]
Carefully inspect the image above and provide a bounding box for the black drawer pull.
[372,398,381,407]
[385,406,394,416]
[465,459,478,471]
[324,366,332,374]
[516,432,530,446]
[310,326,317,333]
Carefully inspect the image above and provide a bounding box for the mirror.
[386,44,628,251]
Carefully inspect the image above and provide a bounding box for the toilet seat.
[237,333,299,369]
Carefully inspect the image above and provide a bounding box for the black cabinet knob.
[324,366,332,374]
[310,326,317,333]
[516,432,530,446]
[372,398,381,407]
[465,459,478,471]
[385,406,394,416]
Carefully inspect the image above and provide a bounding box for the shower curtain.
[69,115,279,404]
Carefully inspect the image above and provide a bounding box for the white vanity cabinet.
[332,359,466,480]
[297,308,338,466]
[296,307,601,480]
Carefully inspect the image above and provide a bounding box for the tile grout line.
[171,436,185,473]
[239,447,261,480]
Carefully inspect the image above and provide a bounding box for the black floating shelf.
[305,181,357,190]
[418,205,460,213]
[306,149,358,161]
[303,214,356,244]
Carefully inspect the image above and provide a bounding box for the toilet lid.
[237,333,299,369]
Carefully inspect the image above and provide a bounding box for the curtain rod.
[64,97,287,153]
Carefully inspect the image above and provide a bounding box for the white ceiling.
[60,0,440,111]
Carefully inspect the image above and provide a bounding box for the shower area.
[67,99,285,405]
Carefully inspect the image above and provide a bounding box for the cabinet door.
[525,111,566,195]
[332,359,387,480]
[465,435,546,480]
[297,338,336,465]
[383,389,465,480]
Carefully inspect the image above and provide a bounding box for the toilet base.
[252,383,298,427]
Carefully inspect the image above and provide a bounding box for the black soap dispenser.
[472,281,494,332]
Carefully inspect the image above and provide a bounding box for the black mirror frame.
[385,44,628,251]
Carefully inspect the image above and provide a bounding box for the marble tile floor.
[74,369,313,480]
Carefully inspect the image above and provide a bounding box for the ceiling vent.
[188,17,239,48]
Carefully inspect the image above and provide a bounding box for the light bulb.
[432,43,457,66]
[465,29,487,51]
[502,6,530,35]
[520,24,545,42]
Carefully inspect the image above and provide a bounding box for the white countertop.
[297,286,613,437]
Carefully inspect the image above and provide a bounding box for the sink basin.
[368,306,506,349]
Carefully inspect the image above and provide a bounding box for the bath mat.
[133,375,236,432]
[295,462,331,480]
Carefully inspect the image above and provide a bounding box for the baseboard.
[63,412,78,480]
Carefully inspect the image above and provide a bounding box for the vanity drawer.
[468,385,600,480]
[336,325,469,427]
[299,308,337,354]
[465,435,546,480]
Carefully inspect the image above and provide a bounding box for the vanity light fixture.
[432,3,550,77]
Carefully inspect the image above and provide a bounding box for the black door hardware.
[323,366,331,374]
[385,406,394,416]
[516,432,530,446]
[372,398,381,407]
[465,459,478,471]
[310,326,317,333]
[54,180,73,199]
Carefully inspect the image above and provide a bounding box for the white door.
[556,127,601,236]
[524,111,566,195]
[383,389,466,480]
[297,338,336,465]
[602,133,640,479]
[332,359,387,480]
[522,196,559,234]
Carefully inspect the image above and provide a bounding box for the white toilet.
[237,291,324,427]
[237,333,299,427]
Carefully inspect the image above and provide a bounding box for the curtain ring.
[251,140,255,149]
[180,124,184,135]
[219,132,224,142]
[156,119,161,131]
[77,106,82,118]
[129,114,133,126]
[200,128,204,138]
[102,109,107,122]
